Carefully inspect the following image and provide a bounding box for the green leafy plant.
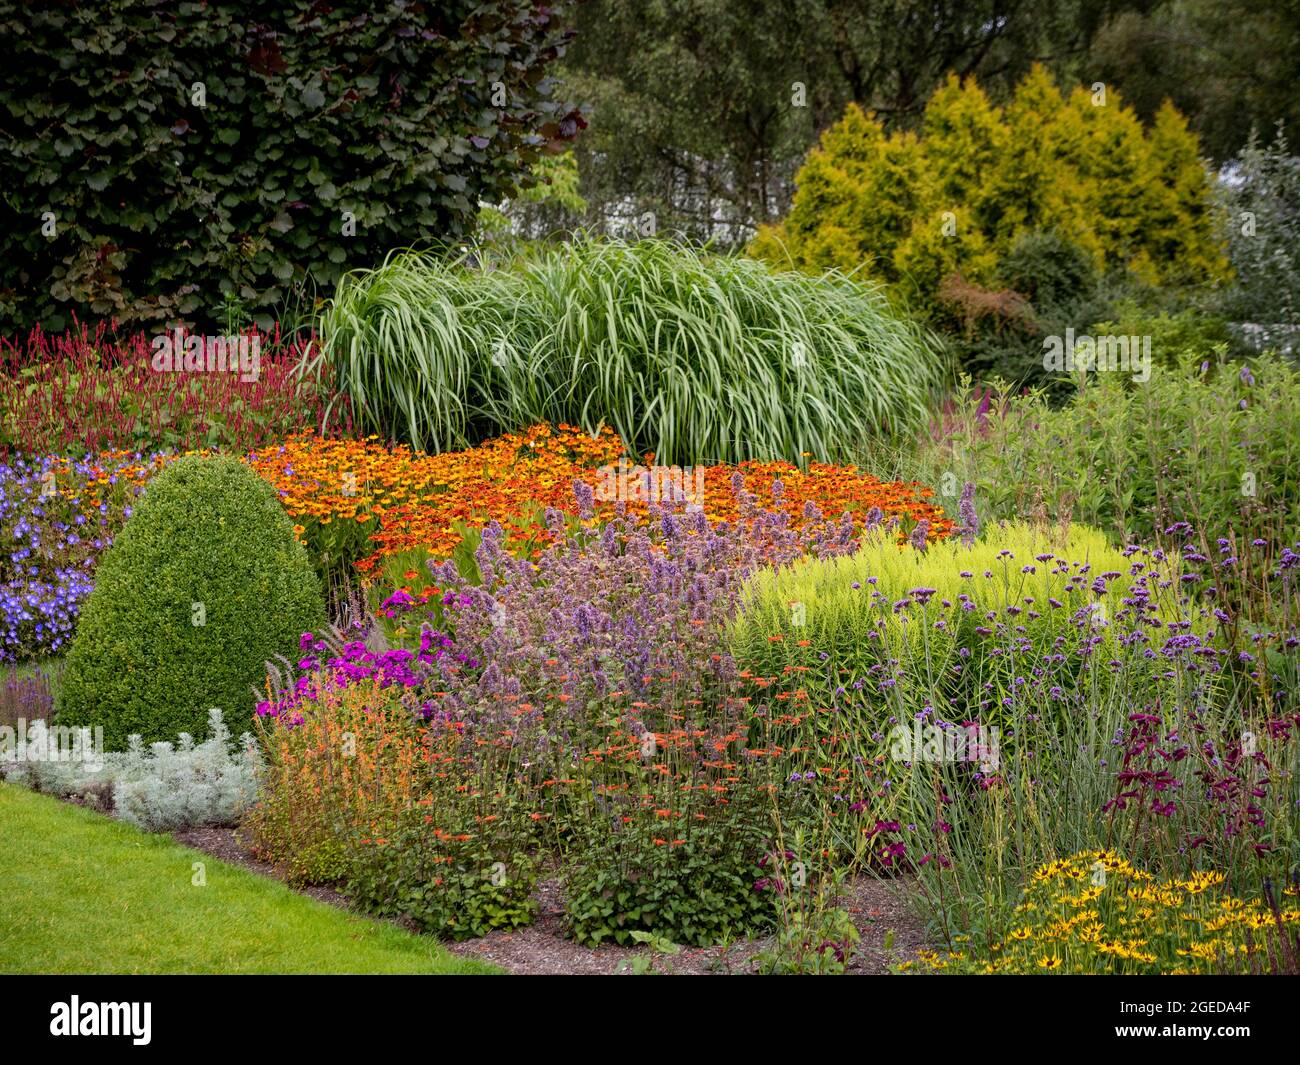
[55,455,326,749]
[564,771,778,947]
[344,808,539,941]
[915,352,1300,548]
[617,930,682,974]
[318,237,944,463]
[0,0,581,331]
[1091,299,1236,369]
[477,151,588,243]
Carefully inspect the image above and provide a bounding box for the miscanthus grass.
[317,237,943,463]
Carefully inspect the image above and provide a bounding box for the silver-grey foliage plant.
[0,708,260,833]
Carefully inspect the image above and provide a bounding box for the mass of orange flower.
[244,423,955,574]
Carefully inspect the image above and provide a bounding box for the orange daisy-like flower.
[240,423,954,575]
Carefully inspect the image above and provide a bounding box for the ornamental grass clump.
[56,455,326,749]
[317,237,944,463]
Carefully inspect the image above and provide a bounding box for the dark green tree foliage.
[563,0,1150,242]
[956,229,1113,391]
[1088,0,1300,162]
[0,0,580,331]
[56,455,327,750]
[997,230,1100,316]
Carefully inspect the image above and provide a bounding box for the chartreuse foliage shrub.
[318,237,943,463]
[0,0,579,331]
[56,456,326,749]
[751,66,1228,312]
[729,522,1161,729]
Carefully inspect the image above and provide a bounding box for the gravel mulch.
[441,872,931,974]
[171,825,933,975]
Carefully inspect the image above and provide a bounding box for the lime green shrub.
[751,67,1228,313]
[729,522,1173,728]
[57,456,326,749]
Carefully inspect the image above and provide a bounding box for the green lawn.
[0,783,500,974]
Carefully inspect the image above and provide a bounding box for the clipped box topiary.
[56,455,327,750]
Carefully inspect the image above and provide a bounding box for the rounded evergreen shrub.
[56,455,326,750]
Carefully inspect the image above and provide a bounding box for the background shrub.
[750,68,1227,318]
[318,237,944,463]
[1218,125,1300,325]
[996,229,1101,315]
[56,455,326,749]
[934,244,1238,396]
[1090,299,1236,368]
[0,0,580,332]
[913,352,1300,548]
